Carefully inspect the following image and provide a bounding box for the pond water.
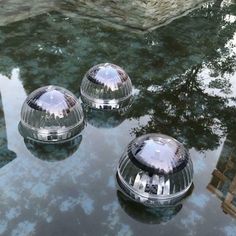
[0,0,236,235]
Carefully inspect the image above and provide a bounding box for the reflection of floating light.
[24,135,82,162]
[19,85,84,143]
[84,105,129,129]
[80,63,133,110]
[117,190,184,224]
[117,133,193,206]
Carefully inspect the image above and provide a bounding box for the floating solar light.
[117,133,193,206]
[80,63,133,110]
[19,85,84,143]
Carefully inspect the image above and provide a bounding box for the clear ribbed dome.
[80,63,133,110]
[19,85,84,143]
[117,133,193,206]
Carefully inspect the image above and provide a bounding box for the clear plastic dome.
[80,63,133,110]
[19,85,84,143]
[117,133,193,206]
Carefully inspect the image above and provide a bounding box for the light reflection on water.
[0,0,235,235]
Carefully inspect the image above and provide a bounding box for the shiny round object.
[19,85,84,143]
[80,63,133,110]
[117,133,193,206]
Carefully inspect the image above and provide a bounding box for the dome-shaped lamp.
[117,133,193,206]
[19,85,84,143]
[80,63,133,110]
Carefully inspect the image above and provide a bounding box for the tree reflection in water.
[131,63,235,150]
[0,0,235,153]
[130,0,236,151]
[0,0,234,233]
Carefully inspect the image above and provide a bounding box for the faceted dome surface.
[19,85,84,142]
[117,133,193,206]
[80,63,133,109]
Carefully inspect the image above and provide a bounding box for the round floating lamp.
[19,85,84,143]
[117,133,193,206]
[80,63,133,110]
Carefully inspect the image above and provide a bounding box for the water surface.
[0,0,236,235]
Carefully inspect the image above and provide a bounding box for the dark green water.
[0,0,236,235]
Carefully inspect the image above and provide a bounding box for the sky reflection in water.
[0,0,236,235]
